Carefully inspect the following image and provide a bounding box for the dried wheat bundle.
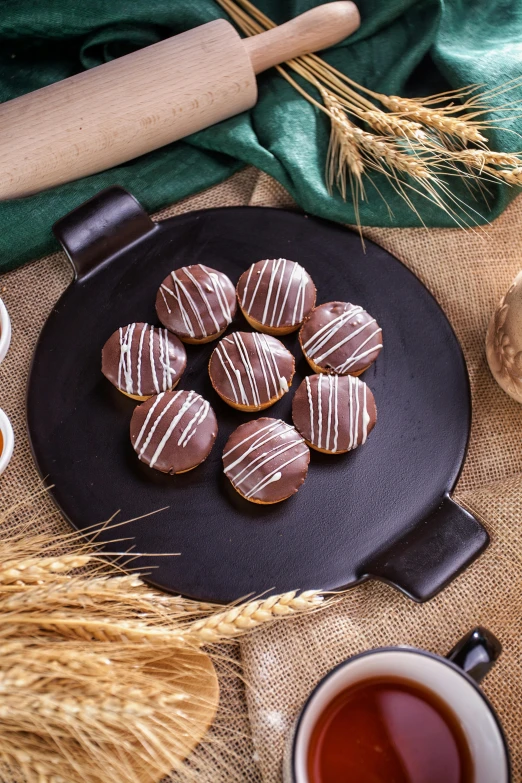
[216,0,522,228]
[0,498,328,782]
[0,640,222,783]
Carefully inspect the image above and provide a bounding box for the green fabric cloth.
[0,0,521,272]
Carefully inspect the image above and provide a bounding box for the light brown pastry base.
[153,453,213,475]
[174,461,206,474]
[120,377,180,401]
[212,387,286,412]
[301,352,368,377]
[240,308,301,336]
[179,327,228,345]
[122,390,150,401]
[304,437,351,455]
[229,480,300,504]
[236,276,316,336]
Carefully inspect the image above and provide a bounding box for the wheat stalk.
[322,89,430,179]
[0,582,325,783]
[0,574,215,617]
[327,103,365,181]
[349,124,431,178]
[0,580,326,782]
[0,747,68,783]
[0,495,332,782]
[496,167,522,185]
[0,612,192,644]
[445,149,522,187]
[216,0,522,228]
[378,95,488,144]
[454,149,522,169]
[0,590,324,646]
[0,641,224,783]
[0,554,92,585]
[188,590,324,643]
[358,109,427,141]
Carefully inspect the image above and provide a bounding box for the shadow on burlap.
[1,166,522,781]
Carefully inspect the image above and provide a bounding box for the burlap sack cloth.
[1,166,522,781]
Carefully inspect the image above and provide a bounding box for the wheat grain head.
[380,95,488,144]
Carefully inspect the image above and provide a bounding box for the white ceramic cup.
[0,298,11,365]
[286,627,510,783]
[0,408,14,477]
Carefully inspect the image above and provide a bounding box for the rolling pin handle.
[244,1,360,74]
[53,187,156,281]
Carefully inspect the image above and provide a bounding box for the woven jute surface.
[1,167,522,782]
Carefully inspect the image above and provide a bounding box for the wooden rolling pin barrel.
[0,2,360,200]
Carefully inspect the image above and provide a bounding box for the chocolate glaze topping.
[130,390,217,473]
[300,302,383,375]
[102,323,186,397]
[237,258,316,329]
[209,331,295,409]
[223,418,310,503]
[292,374,377,453]
[156,264,237,341]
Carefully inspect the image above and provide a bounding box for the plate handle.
[364,495,489,602]
[53,186,157,281]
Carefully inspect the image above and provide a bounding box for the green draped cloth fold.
[0,0,521,272]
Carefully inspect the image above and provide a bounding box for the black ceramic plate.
[27,187,488,604]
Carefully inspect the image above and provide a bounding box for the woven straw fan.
[0,2,359,199]
[125,648,219,783]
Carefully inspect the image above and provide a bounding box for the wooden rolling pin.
[0,2,359,200]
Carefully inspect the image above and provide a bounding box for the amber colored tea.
[307,676,474,783]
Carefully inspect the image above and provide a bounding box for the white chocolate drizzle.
[116,323,178,396]
[240,259,312,327]
[302,374,372,452]
[159,265,233,338]
[223,420,309,500]
[212,332,291,407]
[133,390,210,468]
[302,304,383,373]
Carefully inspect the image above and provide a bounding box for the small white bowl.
[0,298,11,365]
[0,409,14,476]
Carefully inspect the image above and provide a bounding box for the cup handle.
[446,627,502,684]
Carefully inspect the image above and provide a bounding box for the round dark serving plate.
[27,188,488,604]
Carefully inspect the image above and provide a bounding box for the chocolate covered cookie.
[237,258,316,335]
[292,374,377,454]
[223,418,310,504]
[130,390,217,473]
[156,265,236,344]
[209,331,295,412]
[299,301,382,375]
[102,323,186,400]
